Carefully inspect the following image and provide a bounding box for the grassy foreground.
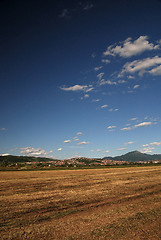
[0,166,161,239]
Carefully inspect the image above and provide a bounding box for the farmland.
[0,166,161,239]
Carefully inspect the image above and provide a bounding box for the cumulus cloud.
[134,122,152,128]
[149,65,161,75]
[104,150,110,153]
[84,94,89,98]
[1,128,6,131]
[103,36,159,58]
[101,104,108,108]
[121,120,155,131]
[120,56,161,76]
[128,75,135,79]
[85,87,94,92]
[94,66,103,71]
[129,117,137,121]
[121,127,132,131]
[107,126,117,129]
[60,84,93,92]
[150,141,161,146]
[77,141,89,145]
[99,79,117,86]
[97,72,104,80]
[117,148,127,151]
[140,147,154,153]
[19,147,53,157]
[59,9,69,18]
[118,80,126,84]
[133,85,140,89]
[92,99,100,102]
[77,132,82,135]
[142,144,149,147]
[74,138,79,141]
[91,53,96,58]
[83,3,94,10]
[101,59,110,64]
[125,141,134,145]
[109,108,119,112]
[64,140,71,143]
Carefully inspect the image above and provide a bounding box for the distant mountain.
[103,151,161,162]
[0,155,58,163]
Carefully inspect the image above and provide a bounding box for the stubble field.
[0,166,161,239]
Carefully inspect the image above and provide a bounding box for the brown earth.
[0,166,161,239]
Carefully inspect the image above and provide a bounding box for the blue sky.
[0,0,161,159]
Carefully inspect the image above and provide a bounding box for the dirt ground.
[0,166,161,239]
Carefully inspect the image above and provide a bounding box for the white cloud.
[109,108,119,112]
[103,36,159,58]
[142,144,149,147]
[85,87,94,92]
[77,141,89,145]
[59,9,69,18]
[104,150,110,153]
[96,149,102,152]
[121,127,132,131]
[150,142,161,146]
[57,148,62,151]
[97,72,104,80]
[101,104,108,108]
[129,117,137,121]
[125,141,134,145]
[19,147,53,157]
[77,132,82,135]
[94,66,103,71]
[149,65,161,75]
[74,138,79,141]
[60,84,93,92]
[121,56,161,76]
[121,119,155,131]
[83,3,94,10]
[128,75,135,79]
[140,147,154,153]
[99,80,117,86]
[107,126,117,129]
[101,59,110,64]
[141,149,153,153]
[134,122,152,128]
[133,85,140,89]
[118,80,126,84]
[1,128,6,131]
[91,53,96,58]
[64,140,71,143]
[92,99,100,102]
[117,148,127,151]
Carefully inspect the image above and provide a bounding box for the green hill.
[0,155,57,163]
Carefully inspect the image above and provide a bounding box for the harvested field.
[0,166,161,239]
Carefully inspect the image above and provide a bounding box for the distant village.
[23,157,161,168]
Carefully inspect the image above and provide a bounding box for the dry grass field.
[0,166,161,239]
